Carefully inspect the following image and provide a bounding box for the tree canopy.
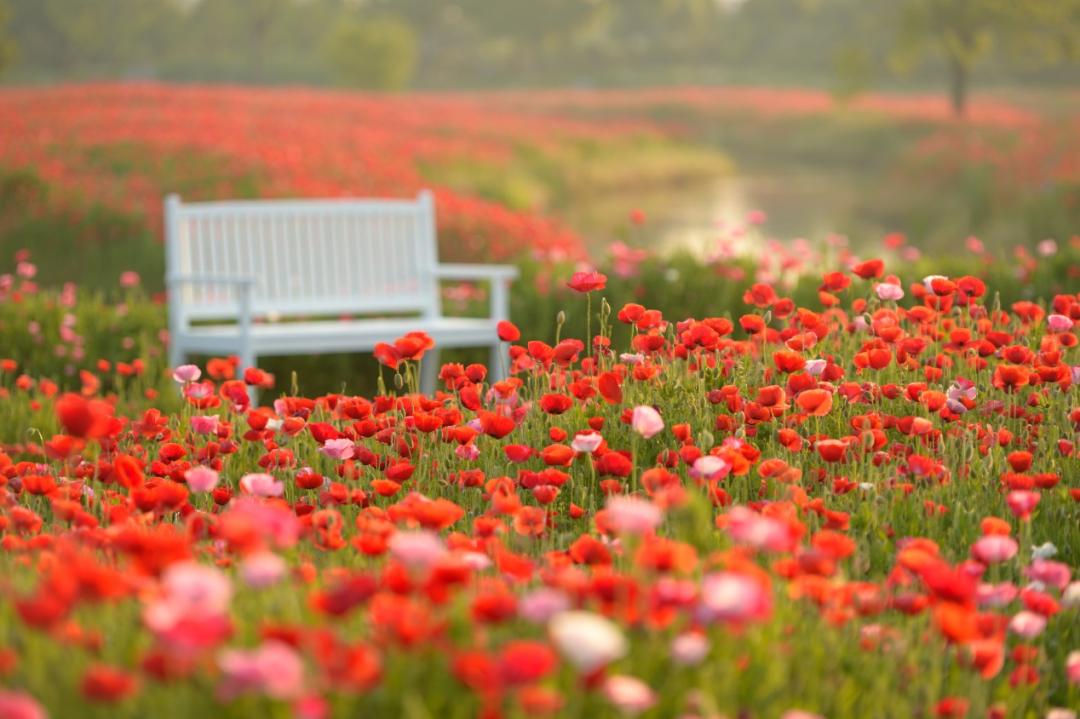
[889,0,1080,115]
[0,0,16,76]
[1,0,1076,113]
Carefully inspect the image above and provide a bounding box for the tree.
[6,0,181,80]
[323,15,417,91]
[0,0,14,76]
[593,0,725,82]
[392,0,608,85]
[890,0,1080,116]
[174,0,307,83]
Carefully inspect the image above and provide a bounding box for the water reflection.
[651,169,865,258]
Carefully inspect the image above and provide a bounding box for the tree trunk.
[947,53,968,118]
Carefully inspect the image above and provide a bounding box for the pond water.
[639,167,868,258]
[565,155,894,262]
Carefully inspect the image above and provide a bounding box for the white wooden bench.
[164,191,518,396]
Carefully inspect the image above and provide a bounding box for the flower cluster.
[0,261,1078,718]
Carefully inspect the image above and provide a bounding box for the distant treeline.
[0,0,1076,95]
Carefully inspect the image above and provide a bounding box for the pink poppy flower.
[218,641,304,700]
[190,415,220,435]
[518,588,571,624]
[240,473,284,497]
[1025,560,1071,590]
[631,405,664,439]
[971,535,1018,564]
[144,562,234,655]
[875,283,905,301]
[1037,239,1058,256]
[240,552,287,589]
[698,571,773,624]
[388,531,447,570]
[172,364,202,384]
[184,381,214,400]
[455,443,480,461]
[571,431,603,454]
[0,691,47,719]
[1065,582,1080,609]
[1067,650,1080,685]
[976,582,1018,608]
[184,466,220,493]
[1048,314,1074,332]
[947,379,977,403]
[318,438,355,461]
[225,498,301,549]
[1006,490,1040,520]
[154,561,233,618]
[691,455,729,480]
[1008,610,1047,639]
[670,632,710,666]
[724,506,798,553]
[549,611,627,673]
[602,675,656,715]
[605,495,663,535]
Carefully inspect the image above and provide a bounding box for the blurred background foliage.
[0,0,1077,106]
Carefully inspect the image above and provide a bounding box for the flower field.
[0,84,660,266]
[0,253,1078,718]
[0,80,1078,719]
[3,83,1076,293]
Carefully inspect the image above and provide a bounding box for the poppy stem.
[587,292,593,360]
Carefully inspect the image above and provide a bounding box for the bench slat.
[170,195,437,319]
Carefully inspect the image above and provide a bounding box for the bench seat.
[176,317,500,357]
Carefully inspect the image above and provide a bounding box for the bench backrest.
[165,191,440,322]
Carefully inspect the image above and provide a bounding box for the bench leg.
[489,342,504,384]
[168,342,184,375]
[420,349,440,396]
[169,343,186,397]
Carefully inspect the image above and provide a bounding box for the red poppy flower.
[852,259,885,279]
[796,389,833,417]
[81,664,138,703]
[816,439,848,463]
[479,411,515,439]
[373,343,402,369]
[497,320,521,342]
[539,393,573,415]
[55,393,113,439]
[590,373,620,405]
[566,271,607,293]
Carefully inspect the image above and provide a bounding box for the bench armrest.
[434,264,517,324]
[434,264,519,282]
[166,275,257,356]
